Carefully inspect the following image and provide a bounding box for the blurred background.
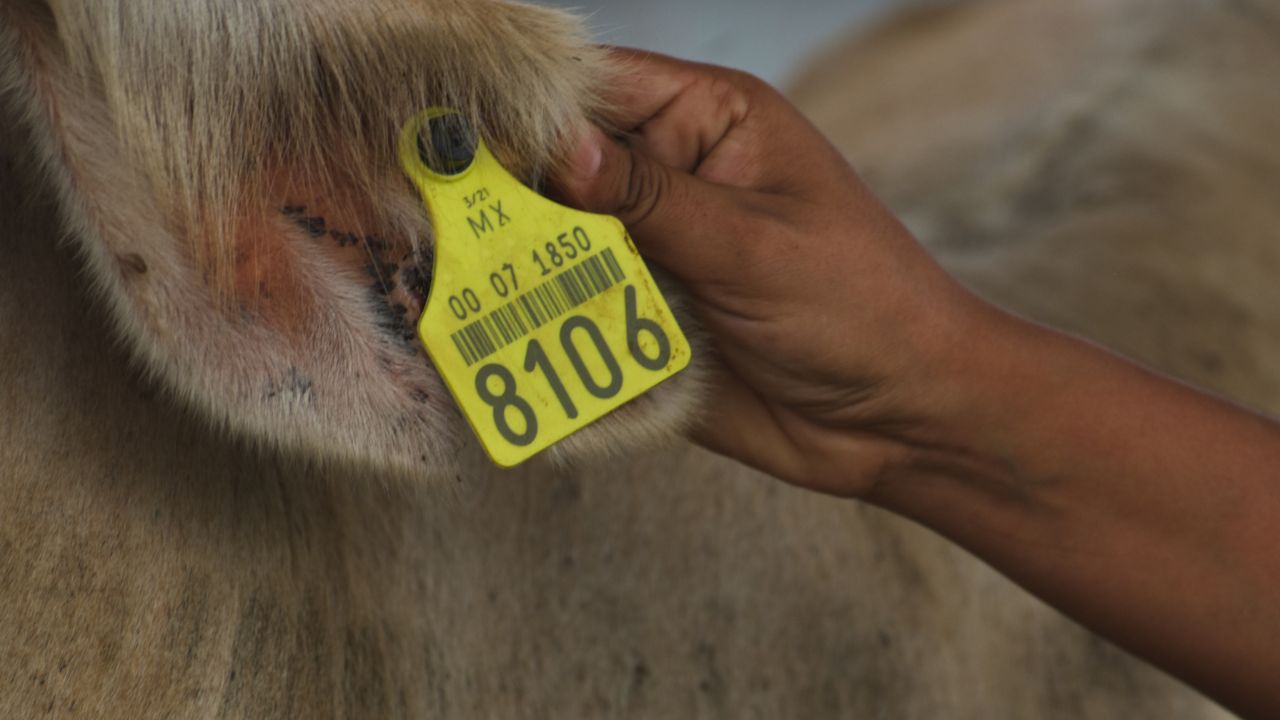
[535,0,920,88]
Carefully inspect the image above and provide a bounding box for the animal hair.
[0,0,707,479]
[46,0,610,302]
[0,0,1271,716]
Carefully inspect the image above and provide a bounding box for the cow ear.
[3,0,707,478]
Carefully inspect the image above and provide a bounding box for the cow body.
[3,0,1272,716]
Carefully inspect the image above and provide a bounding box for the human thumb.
[555,126,741,276]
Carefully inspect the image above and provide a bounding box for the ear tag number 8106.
[398,109,692,468]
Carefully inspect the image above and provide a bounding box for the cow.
[1,0,1268,716]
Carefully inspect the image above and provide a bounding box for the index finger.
[596,48,704,131]
[598,48,760,178]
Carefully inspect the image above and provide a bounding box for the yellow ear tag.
[398,109,692,468]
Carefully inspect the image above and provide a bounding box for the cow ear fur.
[0,0,707,479]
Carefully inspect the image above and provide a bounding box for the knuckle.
[618,153,670,229]
[701,72,754,123]
[723,67,771,97]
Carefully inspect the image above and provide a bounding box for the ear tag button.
[399,109,693,468]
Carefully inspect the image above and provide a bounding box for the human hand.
[555,50,994,497]
[560,51,1280,717]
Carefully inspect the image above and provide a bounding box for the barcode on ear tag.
[398,109,692,468]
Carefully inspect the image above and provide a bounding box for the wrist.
[860,294,1116,521]
[860,293,1055,506]
[778,285,1035,499]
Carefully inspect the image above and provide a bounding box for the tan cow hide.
[1,0,1268,716]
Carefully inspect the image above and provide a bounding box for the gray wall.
[535,1,907,87]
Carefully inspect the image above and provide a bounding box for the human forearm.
[867,307,1280,718]
[552,50,1280,716]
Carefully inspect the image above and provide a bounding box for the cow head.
[0,0,708,479]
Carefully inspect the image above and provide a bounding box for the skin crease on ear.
[0,0,1270,717]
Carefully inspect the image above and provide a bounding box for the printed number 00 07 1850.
[475,285,672,447]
